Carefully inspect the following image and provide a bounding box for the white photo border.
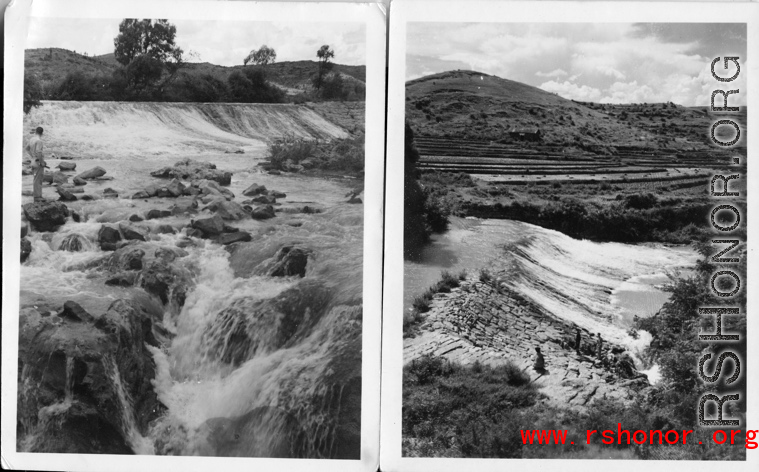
[1,0,386,471]
[381,1,759,471]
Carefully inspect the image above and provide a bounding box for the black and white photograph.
[2,0,385,469]
[382,1,757,469]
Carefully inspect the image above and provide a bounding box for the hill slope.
[25,48,366,99]
[406,70,746,152]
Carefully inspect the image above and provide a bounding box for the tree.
[314,44,335,90]
[23,74,43,114]
[54,71,96,101]
[243,45,277,66]
[112,19,184,99]
[226,68,284,103]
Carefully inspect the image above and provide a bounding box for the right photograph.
[401,21,748,460]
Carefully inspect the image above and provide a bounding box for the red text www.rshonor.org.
[520,425,759,448]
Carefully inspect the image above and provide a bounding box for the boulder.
[21,237,32,262]
[155,179,185,198]
[58,234,89,252]
[151,159,232,186]
[131,190,150,199]
[129,214,144,222]
[242,184,267,197]
[249,195,277,205]
[56,187,78,202]
[22,201,69,232]
[145,209,172,220]
[191,214,226,237]
[118,223,147,242]
[56,162,76,172]
[60,301,95,323]
[183,186,201,196]
[154,224,176,234]
[170,201,198,216]
[250,205,276,220]
[139,260,190,307]
[97,225,121,249]
[204,200,248,221]
[79,194,99,201]
[106,247,145,271]
[105,272,138,287]
[154,247,188,263]
[347,196,362,204]
[74,166,106,180]
[269,190,287,198]
[43,171,69,185]
[102,188,119,199]
[197,180,234,200]
[268,246,310,278]
[217,232,252,245]
[73,176,87,186]
[16,301,165,454]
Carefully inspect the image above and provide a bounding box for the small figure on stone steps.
[533,346,545,373]
[596,333,603,360]
[575,327,582,354]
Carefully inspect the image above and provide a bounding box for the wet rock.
[102,188,119,199]
[155,179,185,198]
[216,231,252,245]
[347,195,362,204]
[21,223,29,238]
[71,211,82,223]
[242,184,267,197]
[17,301,165,454]
[73,176,87,186]
[270,190,287,198]
[58,234,88,252]
[151,159,232,186]
[154,224,176,234]
[106,247,145,271]
[60,301,95,323]
[118,222,147,242]
[129,214,144,222]
[201,407,307,458]
[79,194,99,201]
[56,162,76,172]
[145,209,172,220]
[131,190,150,199]
[154,247,188,263]
[183,186,201,196]
[204,200,248,221]
[191,214,226,237]
[23,201,69,232]
[139,260,191,308]
[105,272,138,287]
[21,237,32,262]
[170,201,198,216]
[56,187,78,202]
[249,195,277,205]
[44,171,69,185]
[97,225,122,249]
[196,179,235,200]
[186,228,205,238]
[268,246,310,278]
[250,205,275,220]
[74,166,106,180]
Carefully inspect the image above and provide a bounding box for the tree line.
[24,19,361,111]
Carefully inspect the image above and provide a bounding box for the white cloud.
[536,69,568,78]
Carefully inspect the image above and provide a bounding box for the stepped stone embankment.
[404,276,650,409]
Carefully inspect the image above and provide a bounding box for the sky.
[26,17,366,66]
[407,22,747,106]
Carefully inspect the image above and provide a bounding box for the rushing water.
[404,216,698,350]
[19,104,363,456]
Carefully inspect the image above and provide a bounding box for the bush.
[267,137,316,170]
[624,192,658,210]
[226,68,284,103]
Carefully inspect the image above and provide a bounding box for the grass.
[404,270,466,336]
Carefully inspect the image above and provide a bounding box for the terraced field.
[414,136,739,185]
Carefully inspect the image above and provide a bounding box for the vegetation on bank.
[403,230,747,460]
[404,124,451,258]
[417,170,747,244]
[264,134,365,176]
[403,270,466,337]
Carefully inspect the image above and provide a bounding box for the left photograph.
[8,1,381,462]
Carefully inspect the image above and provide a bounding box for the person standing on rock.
[25,127,47,202]
[575,328,582,354]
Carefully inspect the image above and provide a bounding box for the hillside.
[24,48,366,99]
[406,69,746,152]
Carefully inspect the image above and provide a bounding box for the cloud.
[407,22,747,106]
[536,68,568,78]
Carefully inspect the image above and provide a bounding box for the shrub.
[267,137,316,170]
